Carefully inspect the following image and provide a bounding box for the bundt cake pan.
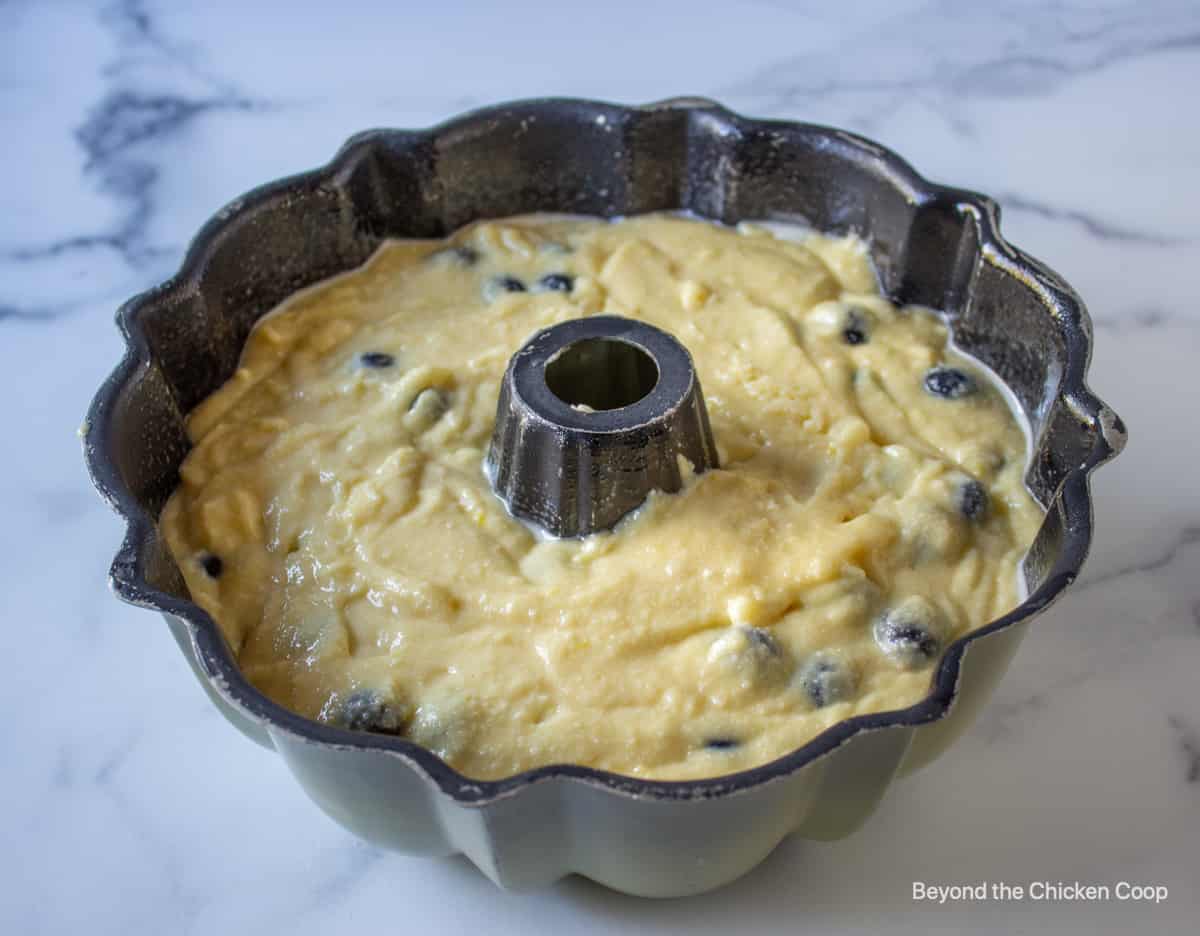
[82,98,1126,897]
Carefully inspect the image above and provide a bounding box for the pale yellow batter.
[160,214,1042,780]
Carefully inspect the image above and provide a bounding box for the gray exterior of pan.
[81,98,1126,897]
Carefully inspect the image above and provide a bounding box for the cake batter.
[160,214,1042,780]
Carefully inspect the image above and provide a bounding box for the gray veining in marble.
[1,0,1196,933]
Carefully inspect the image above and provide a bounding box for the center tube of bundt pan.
[486,315,719,538]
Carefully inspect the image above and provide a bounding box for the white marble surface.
[2,0,1197,932]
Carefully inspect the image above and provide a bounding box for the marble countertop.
[2,0,1196,932]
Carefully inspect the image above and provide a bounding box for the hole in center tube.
[544,338,660,411]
